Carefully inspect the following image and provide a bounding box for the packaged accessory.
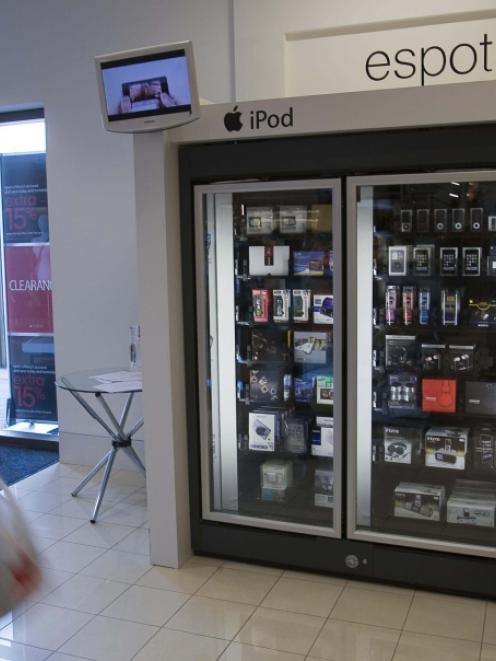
[422,379,457,414]
[425,427,468,470]
[394,482,445,521]
[246,207,274,235]
[249,246,290,276]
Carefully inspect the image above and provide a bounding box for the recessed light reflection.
[451,181,461,186]
[449,193,459,198]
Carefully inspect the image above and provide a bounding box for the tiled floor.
[0,462,494,661]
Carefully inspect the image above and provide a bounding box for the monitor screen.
[96,42,199,133]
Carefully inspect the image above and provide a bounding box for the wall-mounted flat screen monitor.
[95,41,200,133]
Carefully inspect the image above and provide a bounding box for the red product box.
[422,378,457,413]
[252,289,271,323]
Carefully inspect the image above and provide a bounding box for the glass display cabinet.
[194,180,342,537]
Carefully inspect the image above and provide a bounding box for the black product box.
[383,426,423,464]
[385,335,417,369]
[472,427,496,471]
[421,344,445,373]
[394,482,445,521]
[249,369,283,403]
[250,329,289,363]
[468,299,496,328]
[448,345,476,374]
[294,376,314,403]
[466,381,496,416]
[425,427,468,470]
[283,416,309,454]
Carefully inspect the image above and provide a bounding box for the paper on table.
[93,371,142,383]
[92,380,142,393]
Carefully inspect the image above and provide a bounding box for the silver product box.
[394,482,445,521]
[447,496,496,528]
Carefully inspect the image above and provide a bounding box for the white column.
[133,131,190,567]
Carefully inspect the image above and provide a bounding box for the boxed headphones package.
[466,381,496,416]
[383,426,423,464]
[422,379,457,414]
[448,345,476,374]
[387,373,418,410]
[425,426,468,470]
[394,482,445,521]
[249,245,290,276]
[246,207,275,235]
[468,299,496,328]
[421,344,445,373]
[386,335,417,369]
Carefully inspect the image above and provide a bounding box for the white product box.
[311,426,334,457]
[314,493,333,508]
[261,459,293,490]
[279,206,308,233]
[447,496,496,528]
[316,416,333,427]
[246,207,274,235]
[313,294,334,324]
[248,246,290,276]
[394,482,445,521]
[294,331,329,364]
[248,411,279,452]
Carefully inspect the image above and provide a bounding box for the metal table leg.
[65,390,145,522]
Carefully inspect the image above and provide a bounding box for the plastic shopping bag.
[0,479,41,615]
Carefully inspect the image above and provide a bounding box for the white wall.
[0,0,233,465]
[234,0,496,99]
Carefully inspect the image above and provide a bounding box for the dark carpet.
[0,446,59,486]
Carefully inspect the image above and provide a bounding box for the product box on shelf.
[421,344,445,373]
[251,328,289,362]
[386,335,417,369]
[441,289,461,327]
[468,299,496,328]
[448,345,477,374]
[313,294,334,324]
[413,245,434,276]
[311,426,334,457]
[250,369,283,403]
[246,207,274,235]
[292,289,311,322]
[294,331,329,364]
[387,373,418,410]
[388,246,410,276]
[294,376,314,403]
[472,426,496,471]
[261,459,293,501]
[273,289,291,323]
[252,289,271,323]
[424,427,468,470]
[293,250,331,276]
[447,480,496,528]
[248,410,281,452]
[278,206,308,234]
[422,379,457,414]
[383,426,423,464]
[316,374,333,405]
[249,246,290,276]
[466,382,496,415]
[314,467,333,508]
[284,417,309,454]
[394,482,445,521]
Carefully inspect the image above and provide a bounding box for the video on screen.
[102,51,192,120]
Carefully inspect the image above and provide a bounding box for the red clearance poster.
[4,245,53,333]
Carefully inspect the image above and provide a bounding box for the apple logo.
[224,106,243,132]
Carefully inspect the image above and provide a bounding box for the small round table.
[56,368,145,523]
